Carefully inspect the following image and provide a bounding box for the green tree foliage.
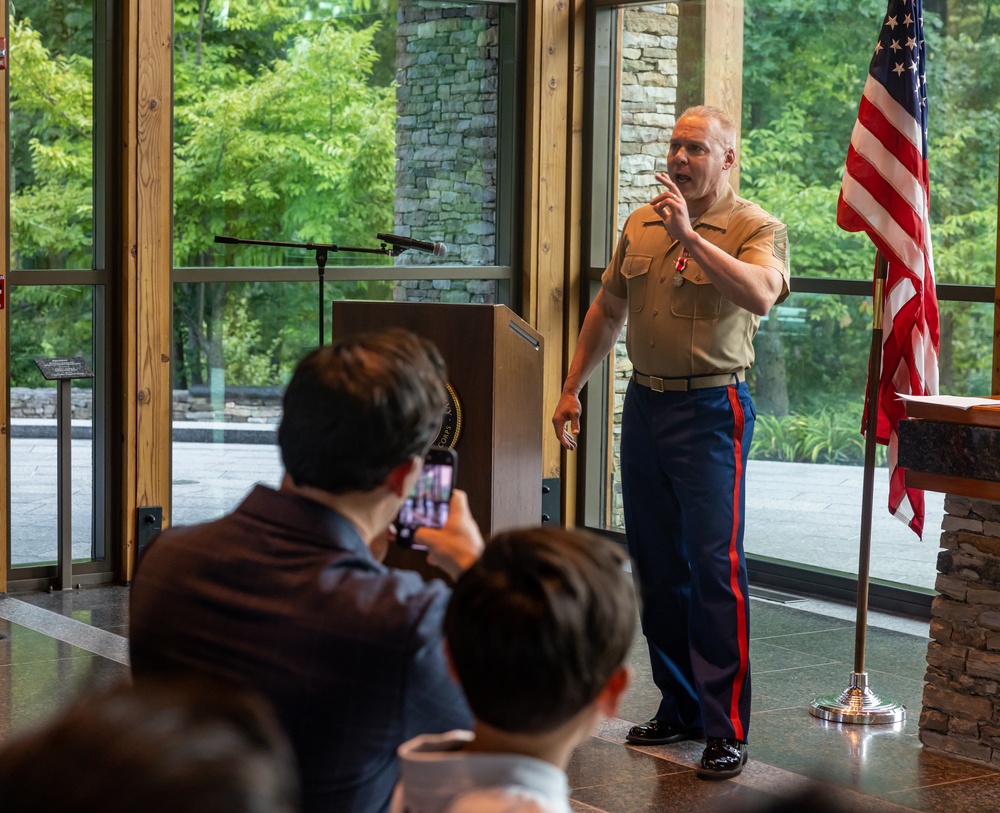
[741,0,999,434]
[9,11,93,269]
[169,1,398,386]
[7,3,95,386]
[8,2,397,388]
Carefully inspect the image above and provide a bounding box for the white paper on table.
[898,394,1000,410]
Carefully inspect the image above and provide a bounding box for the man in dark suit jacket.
[129,328,484,813]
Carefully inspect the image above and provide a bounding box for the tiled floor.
[0,584,996,812]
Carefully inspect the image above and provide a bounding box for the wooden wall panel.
[523,1,586,503]
[677,0,744,191]
[704,0,744,191]
[121,0,172,580]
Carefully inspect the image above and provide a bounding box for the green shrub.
[751,406,887,466]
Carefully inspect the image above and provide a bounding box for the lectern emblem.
[434,381,463,449]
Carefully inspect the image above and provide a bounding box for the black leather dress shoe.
[625,720,705,745]
[697,737,748,779]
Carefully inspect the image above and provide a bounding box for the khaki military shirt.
[602,185,790,377]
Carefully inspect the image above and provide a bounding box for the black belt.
[633,370,745,392]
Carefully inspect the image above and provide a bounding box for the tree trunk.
[938,307,954,391]
[752,312,790,417]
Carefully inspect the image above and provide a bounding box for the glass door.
[5,0,114,588]
[582,1,997,609]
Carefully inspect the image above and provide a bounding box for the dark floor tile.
[617,680,663,728]
[748,706,997,796]
[0,622,106,667]
[0,607,127,665]
[886,773,1000,812]
[752,663,926,735]
[618,630,662,725]
[0,653,129,737]
[759,625,929,678]
[750,600,855,640]
[571,770,774,813]
[570,800,608,813]
[14,585,130,632]
[751,639,841,674]
[568,738,688,790]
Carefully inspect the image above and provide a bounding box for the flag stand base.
[809,671,906,725]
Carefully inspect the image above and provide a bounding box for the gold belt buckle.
[650,376,665,393]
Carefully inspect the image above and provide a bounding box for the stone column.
[920,493,1000,767]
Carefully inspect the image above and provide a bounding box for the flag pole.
[809,251,906,725]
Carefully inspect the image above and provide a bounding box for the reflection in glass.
[170,277,499,525]
[742,1,1000,287]
[594,2,997,593]
[9,287,95,567]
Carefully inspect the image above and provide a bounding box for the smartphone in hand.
[396,448,457,549]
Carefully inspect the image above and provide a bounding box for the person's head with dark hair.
[278,327,448,494]
[445,525,634,746]
[0,677,300,813]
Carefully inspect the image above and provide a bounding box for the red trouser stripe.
[725,386,750,741]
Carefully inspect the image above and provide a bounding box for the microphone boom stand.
[215,235,397,347]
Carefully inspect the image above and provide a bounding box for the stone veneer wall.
[921,493,1000,767]
[390,3,679,525]
[10,387,94,420]
[610,4,680,528]
[392,2,499,305]
[10,388,281,425]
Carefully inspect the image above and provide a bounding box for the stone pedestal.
[919,494,1000,767]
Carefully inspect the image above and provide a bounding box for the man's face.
[667,114,735,210]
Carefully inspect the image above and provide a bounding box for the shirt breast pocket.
[620,255,652,313]
[670,264,722,320]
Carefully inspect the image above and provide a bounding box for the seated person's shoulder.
[317,563,452,646]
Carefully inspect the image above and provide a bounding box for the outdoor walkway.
[8,432,945,591]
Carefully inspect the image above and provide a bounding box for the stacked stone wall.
[10,387,94,420]
[9,388,282,425]
[171,389,283,424]
[921,494,1000,767]
[611,3,680,529]
[392,2,499,305]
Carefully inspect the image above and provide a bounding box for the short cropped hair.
[444,527,635,734]
[0,678,299,813]
[679,104,737,150]
[278,328,448,493]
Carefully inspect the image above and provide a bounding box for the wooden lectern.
[330,301,544,577]
[899,396,1000,501]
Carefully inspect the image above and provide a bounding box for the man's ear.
[386,456,422,498]
[595,665,631,719]
[723,147,736,171]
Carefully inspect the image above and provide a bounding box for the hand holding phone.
[417,489,485,579]
[396,448,457,549]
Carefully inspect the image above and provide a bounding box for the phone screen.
[396,448,457,549]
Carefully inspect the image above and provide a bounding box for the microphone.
[377,233,447,258]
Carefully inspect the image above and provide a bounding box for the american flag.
[836,0,940,538]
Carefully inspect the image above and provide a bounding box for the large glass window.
[586,1,997,597]
[7,1,111,580]
[171,1,521,522]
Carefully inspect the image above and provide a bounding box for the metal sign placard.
[33,356,95,381]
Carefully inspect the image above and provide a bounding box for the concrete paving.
[8,430,944,591]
